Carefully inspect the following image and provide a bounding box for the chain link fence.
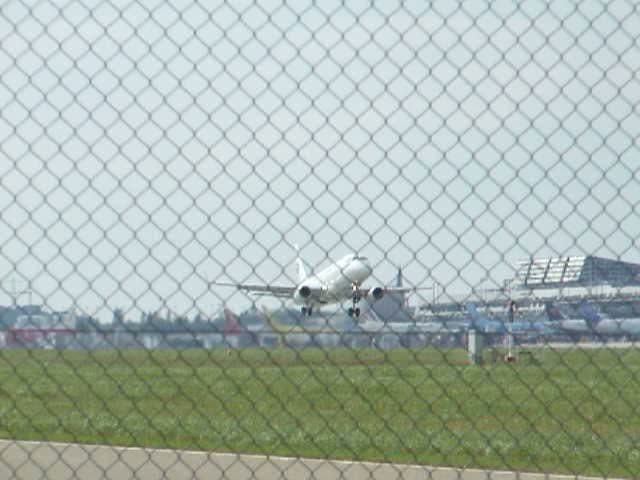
[1,1,640,478]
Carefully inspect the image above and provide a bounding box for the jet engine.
[297,285,311,298]
[368,286,384,301]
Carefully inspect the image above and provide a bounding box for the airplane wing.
[380,287,416,295]
[213,282,296,298]
[357,287,421,297]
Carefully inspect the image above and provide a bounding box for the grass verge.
[0,347,638,478]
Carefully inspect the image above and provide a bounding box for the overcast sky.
[1,1,639,320]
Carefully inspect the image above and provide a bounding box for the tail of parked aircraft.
[579,300,603,327]
[464,302,506,334]
[223,308,245,334]
[261,305,288,333]
[465,302,479,319]
[544,302,565,321]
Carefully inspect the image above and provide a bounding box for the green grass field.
[0,346,638,478]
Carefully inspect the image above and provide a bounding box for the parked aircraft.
[222,308,247,334]
[549,301,640,336]
[465,303,507,334]
[465,302,557,335]
[504,302,557,336]
[214,251,414,317]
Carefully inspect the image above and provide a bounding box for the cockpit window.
[353,255,368,261]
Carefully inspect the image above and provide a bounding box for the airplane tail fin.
[579,300,602,326]
[261,305,284,332]
[294,244,307,282]
[544,302,565,321]
[223,308,244,334]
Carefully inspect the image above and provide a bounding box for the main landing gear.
[348,285,361,317]
[301,306,313,316]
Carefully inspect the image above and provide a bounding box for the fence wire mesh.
[1,1,640,479]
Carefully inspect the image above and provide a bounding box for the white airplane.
[214,252,414,317]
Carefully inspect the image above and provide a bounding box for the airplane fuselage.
[293,254,372,307]
[557,318,640,336]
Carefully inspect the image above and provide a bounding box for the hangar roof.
[513,255,640,289]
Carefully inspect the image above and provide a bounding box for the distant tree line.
[0,305,227,334]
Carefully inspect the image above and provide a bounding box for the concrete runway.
[523,341,638,349]
[0,440,623,480]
